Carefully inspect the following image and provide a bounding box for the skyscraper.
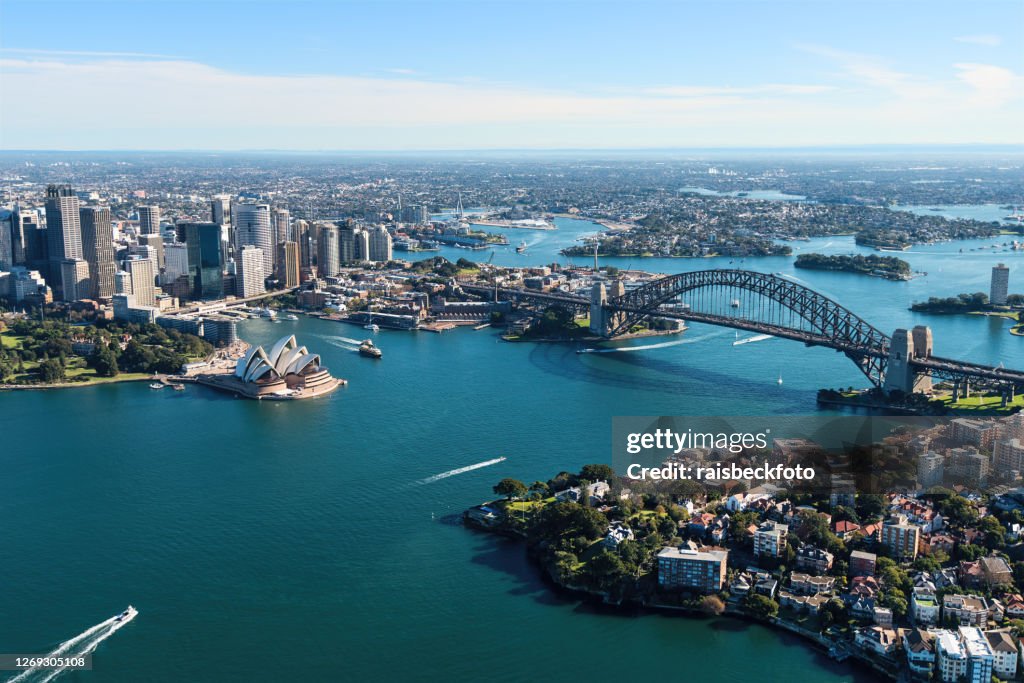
[0,209,12,271]
[317,224,340,277]
[338,222,356,263]
[163,243,189,282]
[60,258,91,301]
[183,222,224,300]
[293,219,311,268]
[277,241,300,288]
[368,225,393,262]
[234,203,274,277]
[125,256,156,307]
[80,206,117,299]
[238,245,266,297]
[273,208,291,245]
[11,205,39,266]
[138,205,161,235]
[210,195,230,226]
[991,263,1009,306]
[45,184,82,299]
[139,233,165,270]
[354,228,370,261]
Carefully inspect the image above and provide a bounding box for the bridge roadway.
[460,283,1024,388]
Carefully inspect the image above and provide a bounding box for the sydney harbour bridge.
[462,269,1024,398]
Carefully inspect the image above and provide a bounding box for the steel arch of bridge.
[604,269,892,385]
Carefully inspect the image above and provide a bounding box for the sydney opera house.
[199,335,342,399]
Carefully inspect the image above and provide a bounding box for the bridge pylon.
[883,326,933,395]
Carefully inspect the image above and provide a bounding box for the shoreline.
[464,514,894,682]
[0,374,156,391]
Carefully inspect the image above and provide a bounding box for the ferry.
[115,606,138,623]
[283,314,299,321]
[258,308,277,319]
[359,339,383,359]
[516,241,528,253]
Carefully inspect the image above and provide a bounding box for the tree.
[38,358,65,383]
[493,478,528,501]
[579,464,615,483]
[745,594,779,619]
[88,345,119,377]
[701,595,726,616]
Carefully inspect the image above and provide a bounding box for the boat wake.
[418,457,507,485]
[9,608,137,683]
[319,335,364,351]
[577,331,724,354]
[733,334,774,346]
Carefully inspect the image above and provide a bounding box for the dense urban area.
[3,152,1024,681]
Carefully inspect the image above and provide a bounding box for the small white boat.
[283,314,298,321]
[149,383,164,390]
[777,373,783,385]
[364,323,379,332]
[115,605,138,623]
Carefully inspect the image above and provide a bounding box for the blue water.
[5,210,1024,681]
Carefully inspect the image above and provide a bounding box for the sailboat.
[777,373,784,385]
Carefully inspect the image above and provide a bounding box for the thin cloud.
[954,34,1002,46]
[954,62,1024,106]
[646,84,835,97]
[0,47,183,59]
[0,55,1021,149]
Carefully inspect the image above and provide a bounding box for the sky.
[0,0,1022,151]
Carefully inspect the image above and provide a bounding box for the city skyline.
[1,0,1022,150]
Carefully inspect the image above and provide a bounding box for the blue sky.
[1,0,1021,150]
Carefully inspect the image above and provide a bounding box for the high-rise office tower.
[273,208,291,245]
[45,184,82,299]
[317,225,340,277]
[163,243,189,283]
[115,270,132,295]
[210,195,230,226]
[991,263,1010,306]
[234,203,273,278]
[19,209,45,268]
[80,206,116,299]
[293,219,311,268]
[0,209,12,271]
[125,256,156,307]
[11,205,38,266]
[368,225,393,262]
[237,245,265,297]
[139,233,165,270]
[60,258,91,301]
[277,241,300,288]
[138,205,161,235]
[183,222,223,301]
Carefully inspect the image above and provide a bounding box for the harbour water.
[4,217,1024,681]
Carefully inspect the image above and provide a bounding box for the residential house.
[855,626,900,656]
[602,522,634,549]
[943,594,990,627]
[902,628,936,678]
[753,521,788,559]
[795,545,834,574]
[778,590,829,614]
[790,573,835,596]
[985,630,1018,680]
[849,550,877,577]
[911,587,941,626]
